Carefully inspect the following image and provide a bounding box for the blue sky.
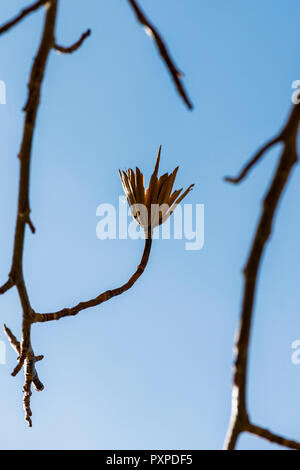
[0,0,300,450]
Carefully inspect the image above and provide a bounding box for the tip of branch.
[224,176,240,184]
[11,360,23,377]
[28,219,36,234]
[54,28,92,55]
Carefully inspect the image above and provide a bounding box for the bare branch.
[127,0,193,110]
[225,103,300,185]
[22,348,44,427]
[0,0,58,426]
[225,136,282,184]
[0,0,47,36]
[7,0,58,380]
[0,0,155,427]
[0,278,14,295]
[223,103,300,450]
[54,28,91,54]
[34,235,152,323]
[4,324,20,354]
[248,423,300,450]
[4,325,44,426]
[0,0,194,431]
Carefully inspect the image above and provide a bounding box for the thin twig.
[0,0,47,36]
[22,347,44,426]
[127,0,193,110]
[4,325,44,426]
[223,103,300,450]
[225,102,300,185]
[4,324,20,354]
[54,28,91,54]
[34,234,152,323]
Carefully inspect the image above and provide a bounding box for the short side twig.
[54,28,91,54]
[223,103,300,450]
[22,347,44,427]
[247,423,300,450]
[34,234,152,323]
[127,0,193,110]
[0,278,14,295]
[4,325,44,427]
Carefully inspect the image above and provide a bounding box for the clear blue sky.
[0,0,300,450]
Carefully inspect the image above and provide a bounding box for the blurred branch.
[0,0,171,429]
[4,324,44,427]
[127,0,193,110]
[0,278,14,295]
[0,0,47,36]
[0,0,58,426]
[54,28,91,54]
[223,103,300,450]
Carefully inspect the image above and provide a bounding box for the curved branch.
[34,235,152,323]
[127,0,193,110]
[225,136,282,184]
